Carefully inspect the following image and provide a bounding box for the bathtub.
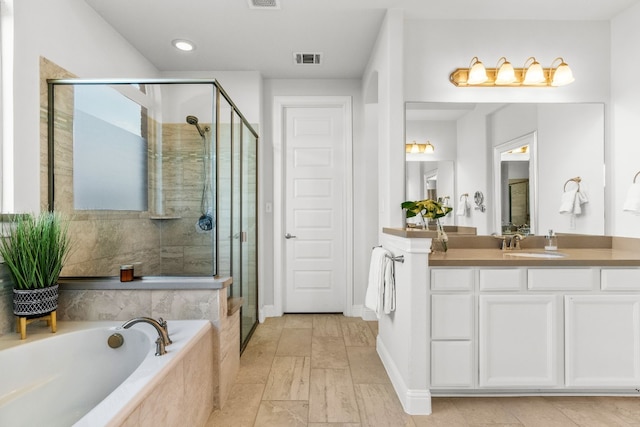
[0,319,213,427]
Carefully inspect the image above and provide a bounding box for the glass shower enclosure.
[47,79,258,350]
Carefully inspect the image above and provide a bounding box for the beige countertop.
[383,226,477,238]
[382,227,640,267]
[429,248,640,267]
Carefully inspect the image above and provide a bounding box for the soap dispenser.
[545,229,558,251]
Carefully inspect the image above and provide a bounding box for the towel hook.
[563,176,581,192]
[634,171,640,184]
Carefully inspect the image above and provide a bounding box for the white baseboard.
[376,335,432,415]
[259,305,280,322]
[259,304,376,321]
[361,307,378,321]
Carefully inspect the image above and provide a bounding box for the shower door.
[223,100,258,351]
[240,121,258,349]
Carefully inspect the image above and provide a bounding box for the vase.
[13,284,59,316]
[432,219,448,253]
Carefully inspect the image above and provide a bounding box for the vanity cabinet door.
[479,295,560,388]
[431,341,473,388]
[565,295,640,387]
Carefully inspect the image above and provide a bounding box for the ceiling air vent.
[248,0,280,9]
[294,53,322,65]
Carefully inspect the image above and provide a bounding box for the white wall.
[362,9,405,234]
[8,0,159,212]
[404,19,610,104]
[160,71,262,126]
[611,2,640,238]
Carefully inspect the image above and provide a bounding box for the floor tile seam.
[499,397,581,427]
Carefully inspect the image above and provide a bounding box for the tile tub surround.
[54,276,239,409]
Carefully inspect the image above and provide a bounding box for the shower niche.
[47,79,258,348]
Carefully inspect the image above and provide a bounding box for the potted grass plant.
[0,212,71,316]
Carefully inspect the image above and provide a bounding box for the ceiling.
[84,0,639,79]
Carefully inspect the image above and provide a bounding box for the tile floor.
[206,314,640,427]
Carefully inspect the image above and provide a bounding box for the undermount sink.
[504,251,567,259]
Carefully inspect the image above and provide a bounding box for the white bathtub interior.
[0,319,209,427]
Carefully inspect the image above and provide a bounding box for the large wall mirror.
[493,131,537,235]
[405,102,605,235]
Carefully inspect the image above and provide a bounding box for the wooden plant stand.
[16,310,57,340]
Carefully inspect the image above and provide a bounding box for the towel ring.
[634,171,640,183]
[563,176,581,192]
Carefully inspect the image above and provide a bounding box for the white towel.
[574,190,588,215]
[559,189,588,215]
[623,183,640,215]
[456,199,469,216]
[559,190,577,213]
[383,257,395,315]
[365,247,395,318]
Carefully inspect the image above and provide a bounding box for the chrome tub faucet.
[121,317,172,356]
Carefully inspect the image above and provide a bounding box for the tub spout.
[121,317,171,356]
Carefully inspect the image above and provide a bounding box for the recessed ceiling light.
[172,39,195,52]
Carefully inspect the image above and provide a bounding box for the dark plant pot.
[13,284,59,316]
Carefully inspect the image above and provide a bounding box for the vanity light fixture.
[172,39,195,52]
[405,140,434,154]
[495,57,517,85]
[522,57,545,85]
[449,56,574,87]
[467,57,488,84]
[424,141,435,153]
[550,57,575,86]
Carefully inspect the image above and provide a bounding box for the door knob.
[284,233,297,239]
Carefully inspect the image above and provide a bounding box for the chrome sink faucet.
[121,317,172,356]
[492,233,525,250]
[510,233,525,250]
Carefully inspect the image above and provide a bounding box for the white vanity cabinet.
[565,294,640,387]
[430,269,474,388]
[429,266,640,393]
[479,294,560,388]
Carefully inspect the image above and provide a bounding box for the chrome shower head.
[186,115,205,137]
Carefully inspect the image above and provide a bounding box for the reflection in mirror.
[405,102,605,236]
[493,132,537,235]
[405,161,455,226]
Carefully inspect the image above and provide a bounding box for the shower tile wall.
[157,123,215,276]
[40,59,217,278]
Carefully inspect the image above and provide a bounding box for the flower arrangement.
[401,199,453,252]
[401,199,453,221]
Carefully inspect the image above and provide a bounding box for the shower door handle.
[284,233,297,239]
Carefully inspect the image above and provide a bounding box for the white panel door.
[284,106,346,312]
[479,295,560,388]
[565,295,640,387]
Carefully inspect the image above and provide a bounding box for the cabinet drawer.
[601,269,640,291]
[432,294,473,339]
[479,269,525,291]
[528,268,597,291]
[431,269,474,291]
